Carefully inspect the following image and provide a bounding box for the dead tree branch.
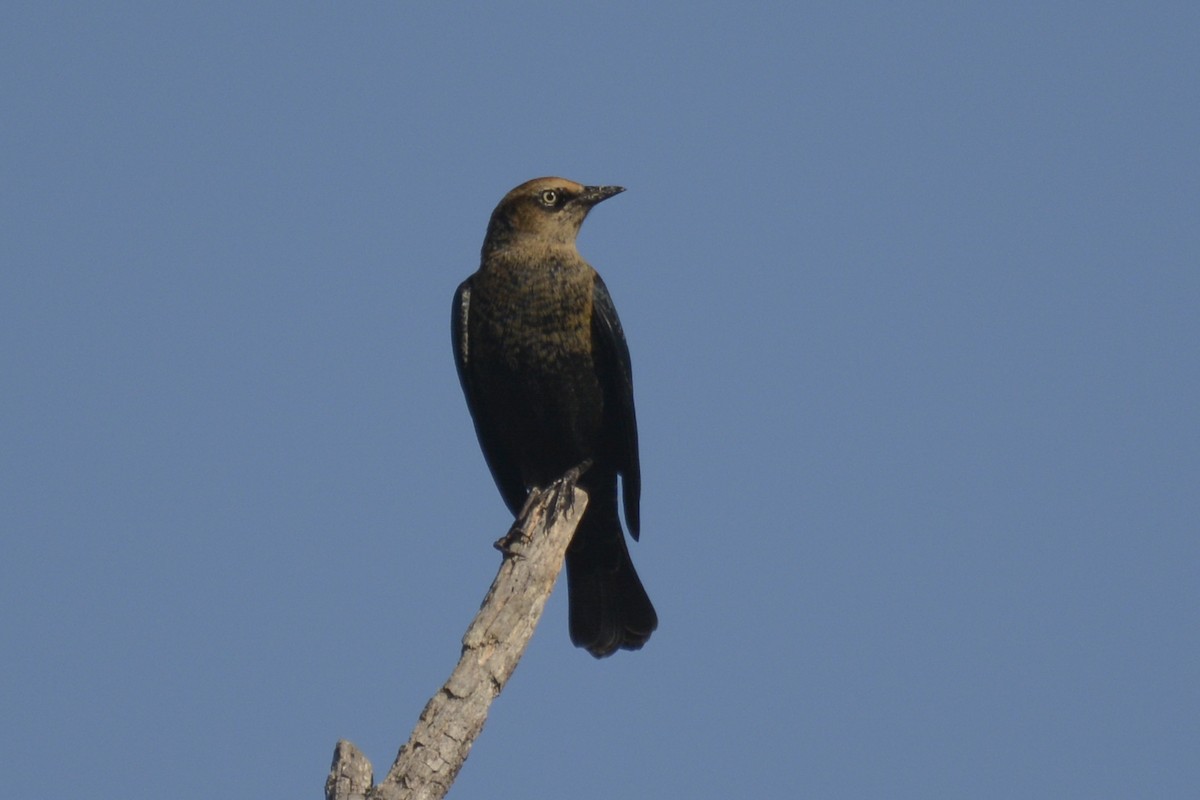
[326,476,588,800]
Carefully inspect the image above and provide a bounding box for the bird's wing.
[591,273,642,539]
[452,279,527,516]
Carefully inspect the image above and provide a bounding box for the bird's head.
[482,177,624,255]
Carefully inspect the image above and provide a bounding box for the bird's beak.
[577,185,626,206]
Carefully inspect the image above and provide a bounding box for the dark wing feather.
[591,274,642,539]
[452,279,527,515]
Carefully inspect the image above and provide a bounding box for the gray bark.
[326,477,588,800]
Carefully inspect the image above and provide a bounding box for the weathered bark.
[325,740,373,800]
[327,475,588,800]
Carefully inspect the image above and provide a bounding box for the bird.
[451,177,657,657]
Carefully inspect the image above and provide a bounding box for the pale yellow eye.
[539,189,558,206]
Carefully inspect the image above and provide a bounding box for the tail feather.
[565,497,657,658]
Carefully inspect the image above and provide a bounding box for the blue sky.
[2,3,1197,798]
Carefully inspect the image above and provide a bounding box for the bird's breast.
[470,258,594,367]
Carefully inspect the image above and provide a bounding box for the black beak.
[577,185,625,206]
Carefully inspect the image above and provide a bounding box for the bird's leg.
[493,459,594,556]
[548,458,593,524]
[494,489,544,556]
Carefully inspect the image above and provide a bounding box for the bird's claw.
[493,522,527,558]
[549,458,592,523]
[496,485,546,557]
[497,460,594,556]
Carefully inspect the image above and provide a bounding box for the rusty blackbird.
[452,177,657,657]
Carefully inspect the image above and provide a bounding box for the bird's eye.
[539,189,558,206]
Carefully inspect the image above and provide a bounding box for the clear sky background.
[3,4,1197,798]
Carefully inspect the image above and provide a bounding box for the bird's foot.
[494,487,546,556]
[495,460,593,556]
[548,458,593,523]
[493,522,527,558]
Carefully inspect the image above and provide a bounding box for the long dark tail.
[565,483,657,658]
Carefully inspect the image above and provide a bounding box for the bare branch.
[325,740,372,800]
[327,476,588,800]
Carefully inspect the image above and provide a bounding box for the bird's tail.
[565,493,657,658]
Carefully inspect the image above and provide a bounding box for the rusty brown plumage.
[452,177,656,657]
